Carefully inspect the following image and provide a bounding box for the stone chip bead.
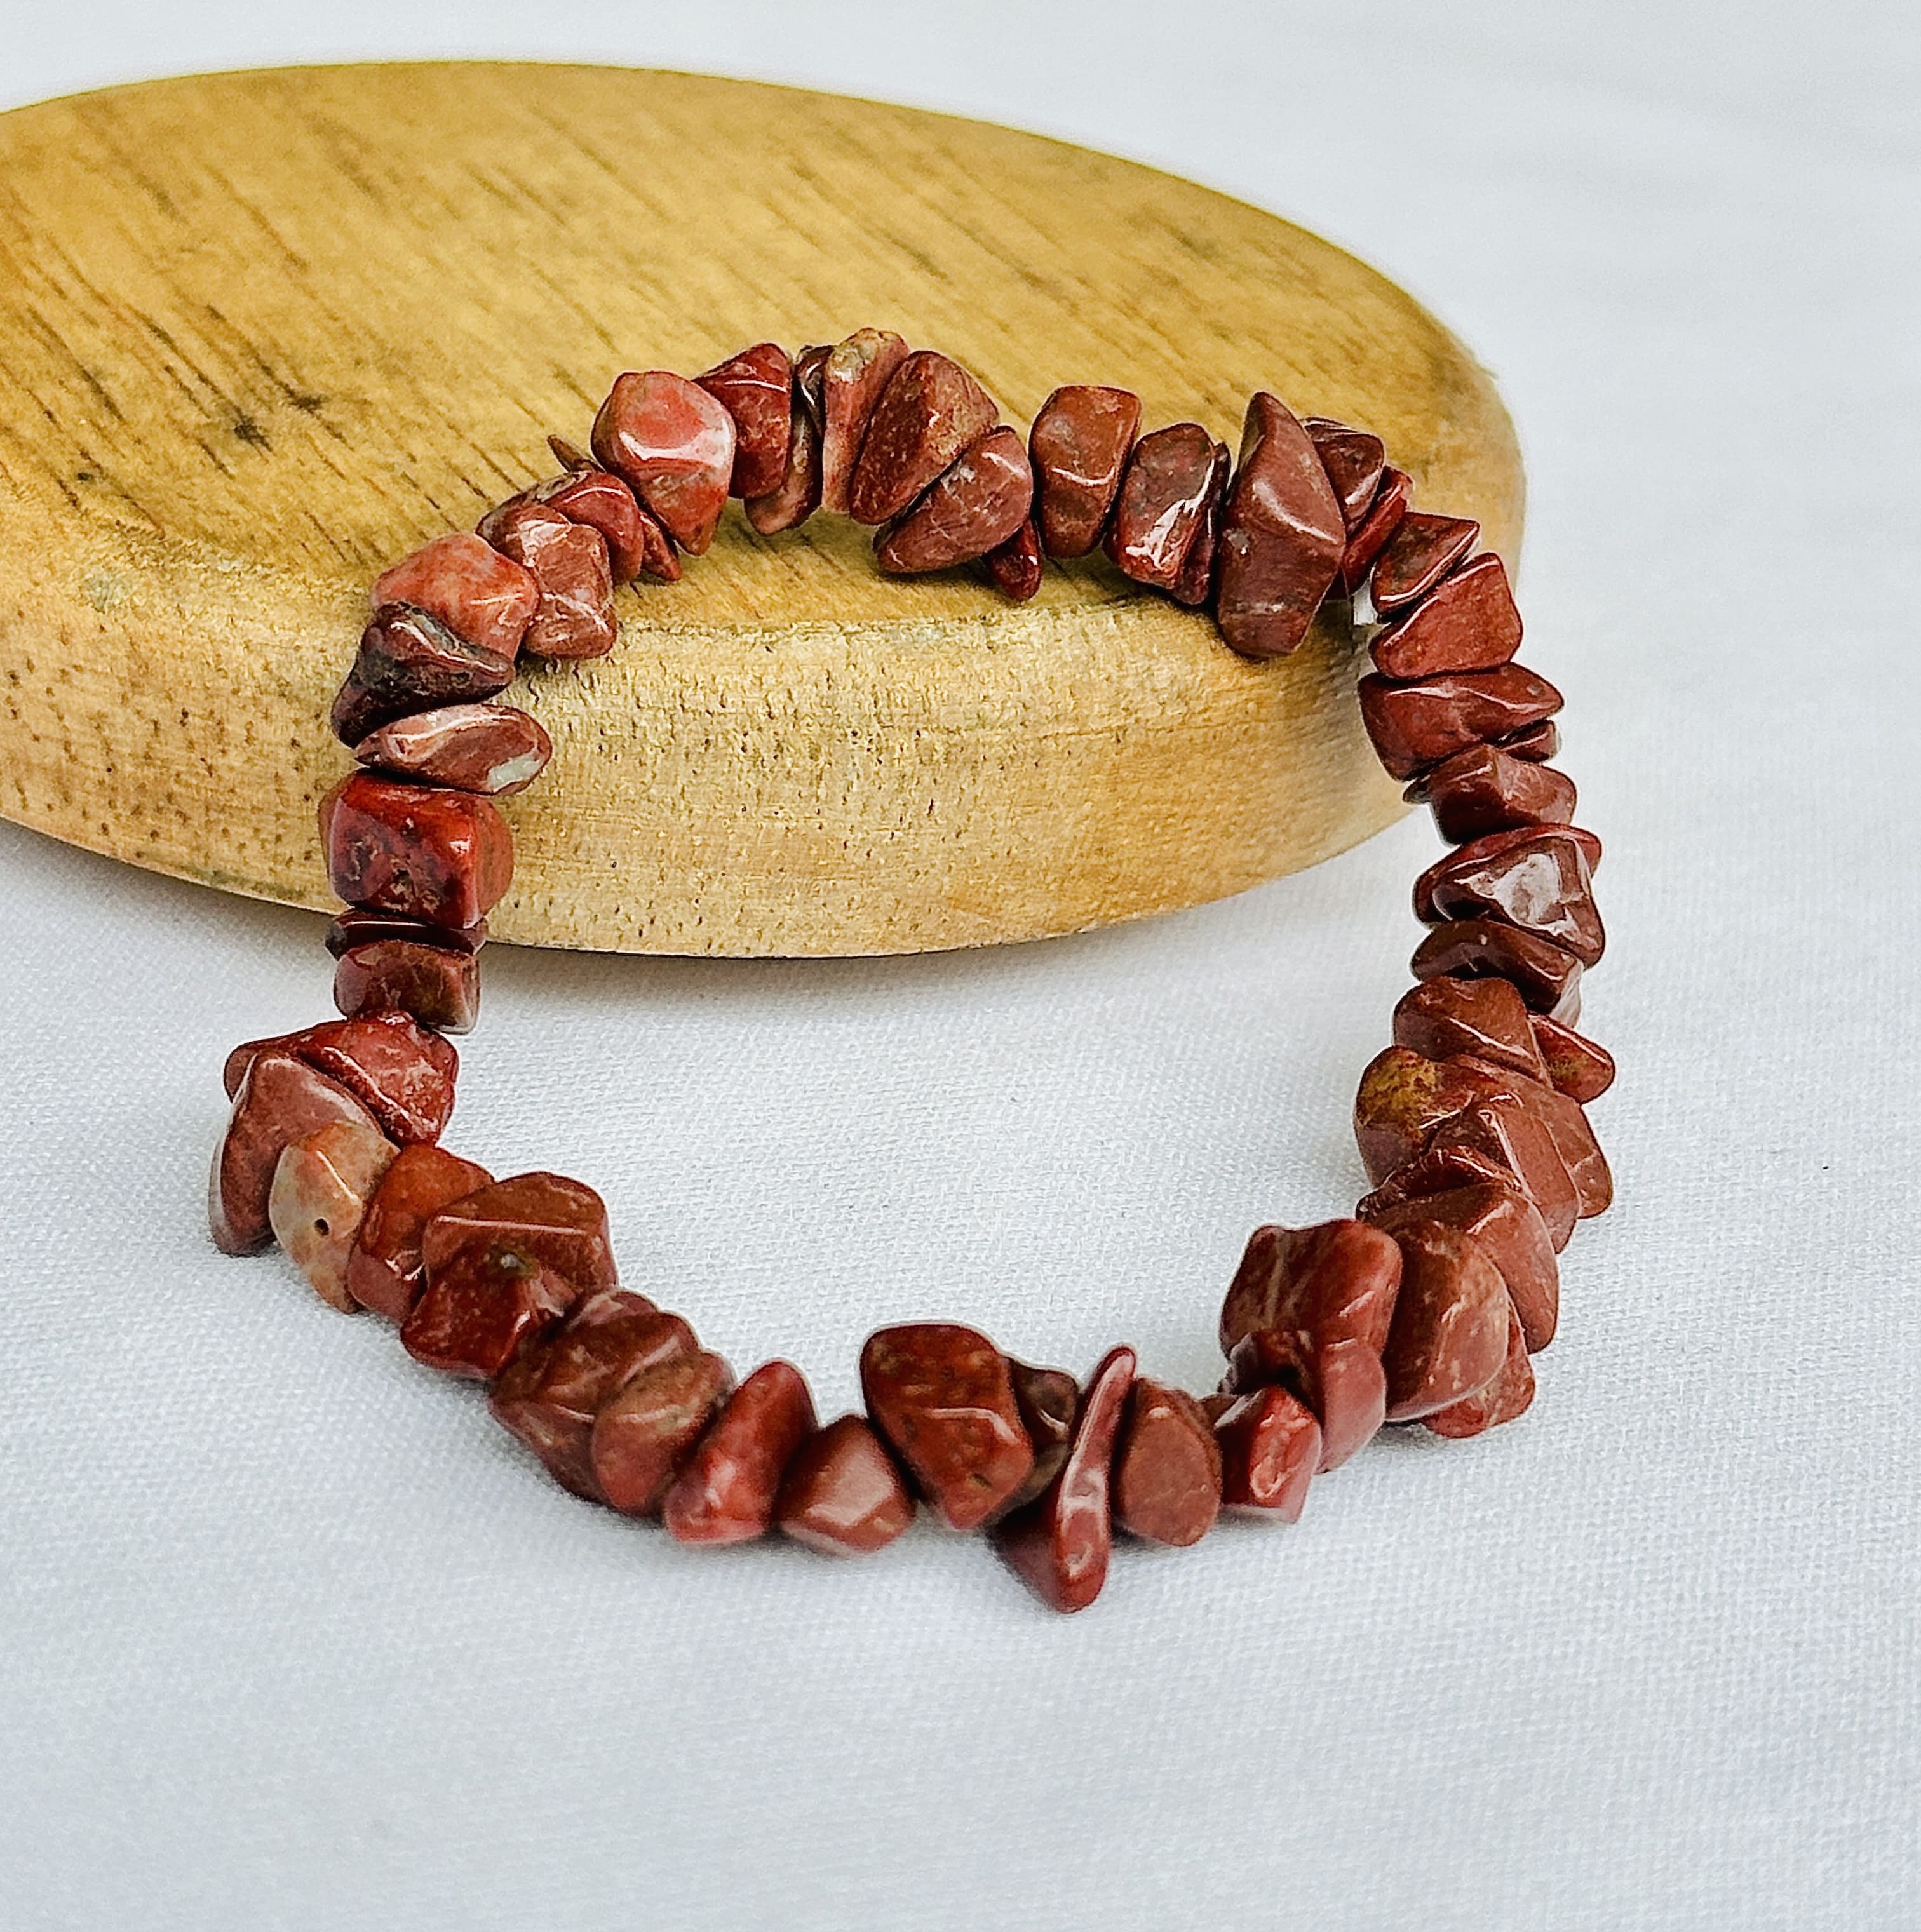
[846,349,998,526]
[323,774,515,932]
[1412,824,1603,925]
[1352,1045,1518,1187]
[526,457,668,585]
[1412,918,1584,1024]
[992,1345,1135,1614]
[591,369,738,554]
[663,1360,819,1545]
[330,604,516,747]
[1214,1385,1321,1520]
[1112,1379,1222,1547]
[1002,1359,1080,1513]
[1530,1014,1616,1103]
[1102,423,1230,603]
[982,516,1044,602]
[590,1347,736,1516]
[1337,464,1410,596]
[1405,742,1578,843]
[222,1009,457,1147]
[1365,1182,1560,1354]
[1422,1308,1535,1439]
[354,702,553,798]
[1392,976,1549,1085]
[1419,827,1607,967]
[1369,511,1481,617]
[859,1323,1035,1532]
[776,1414,917,1557]
[1371,553,1523,681]
[1359,665,1565,781]
[402,1243,580,1381]
[370,532,540,662]
[476,499,617,660]
[334,939,482,1036]
[696,341,794,500]
[419,1171,619,1297]
[1380,1219,1511,1421]
[744,343,828,536]
[1213,391,1348,658]
[875,426,1034,575]
[818,328,909,516]
[267,1122,396,1311]
[345,1143,494,1322]
[1397,1091,1582,1253]
[1302,417,1386,530]
[1028,384,1141,558]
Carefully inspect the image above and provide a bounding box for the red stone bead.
[1424,1306,1534,1438]
[1412,918,1584,1024]
[1421,828,1605,967]
[590,1346,734,1516]
[1380,1219,1510,1421]
[1217,1219,1403,1471]
[1337,465,1410,596]
[776,1414,917,1556]
[745,345,827,536]
[1003,1359,1079,1513]
[1392,976,1549,1085]
[1413,826,1603,923]
[697,342,794,500]
[371,533,540,661]
[268,1122,396,1311]
[489,1291,682,1499]
[1352,1045,1518,1187]
[345,1143,494,1322]
[1392,1092,1581,1252]
[1497,719,1561,763]
[401,1247,578,1382]
[1365,1181,1559,1354]
[525,459,665,585]
[1214,392,1347,658]
[1112,1379,1222,1546]
[323,774,514,931]
[419,1171,618,1297]
[818,328,909,516]
[325,909,486,960]
[354,702,552,796]
[1372,553,1523,680]
[846,350,998,526]
[992,1345,1135,1614]
[1359,666,1565,780]
[1171,445,1232,608]
[1102,422,1230,600]
[330,604,516,747]
[1406,743,1577,843]
[663,1360,819,1545]
[981,515,1044,602]
[591,370,737,554]
[875,426,1034,575]
[1369,511,1480,616]
[222,1009,457,1146]
[479,500,616,661]
[334,939,482,1036]
[1028,384,1141,558]
[1302,417,1386,530]
[211,1050,388,1256]
[1530,1014,1615,1102]
[1215,1386,1321,1519]
[859,1323,1035,1533]
[1531,1083,1613,1219]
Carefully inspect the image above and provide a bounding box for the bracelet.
[208,332,1613,1613]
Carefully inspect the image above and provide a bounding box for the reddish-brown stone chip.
[875,426,1034,575]
[1370,511,1481,615]
[1392,976,1548,1085]
[1103,422,1230,599]
[211,1050,387,1256]
[1380,1220,1510,1421]
[522,461,663,585]
[1112,1379,1222,1546]
[1530,1084,1613,1219]
[419,1171,618,1296]
[323,774,514,931]
[1498,719,1561,763]
[354,702,552,797]
[1028,384,1141,558]
[1365,1183,1559,1354]
[346,1143,494,1322]
[1215,1386,1321,1520]
[1217,1219,1403,1471]
[1372,553,1523,680]
[490,1291,682,1499]
[1352,1045,1518,1187]
[776,1414,916,1556]
[589,1347,734,1515]
[745,345,827,536]
[222,1010,457,1147]
[1359,666,1565,780]
[982,516,1044,601]
[1412,918,1585,1024]
[992,1345,1135,1613]
[1410,1094,1581,1252]
[325,910,485,960]
[268,1122,396,1311]
[1303,417,1386,530]
[1423,1307,1535,1437]
[1530,1014,1615,1103]
[334,939,482,1036]
[1337,465,1410,596]
[401,1247,578,1382]
[697,341,794,500]
[1406,743,1577,843]
[1002,1359,1079,1513]
[1214,392,1347,658]
[330,604,516,747]
[818,328,910,515]
[663,1360,819,1545]
[846,350,998,526]
[591,369,738,554]
[1413,826,1603,923]
[1422,828,1605,967]
[859,1323,1034,1532]
[478,500,617,660]
[372,532,539,661]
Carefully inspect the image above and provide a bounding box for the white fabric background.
[1,4,1915,1927]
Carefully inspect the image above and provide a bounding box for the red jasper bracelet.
[209,332,1613,1613]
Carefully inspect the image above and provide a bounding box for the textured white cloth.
[1,4,1916,1928]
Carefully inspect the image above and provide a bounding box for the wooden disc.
[0,64,1522,956]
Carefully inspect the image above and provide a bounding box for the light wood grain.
[0,63,1523,955]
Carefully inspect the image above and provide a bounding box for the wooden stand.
[0,64,1523,955]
